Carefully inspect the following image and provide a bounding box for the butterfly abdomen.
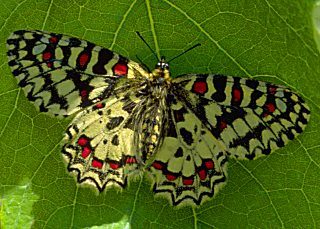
[135,82,170,163]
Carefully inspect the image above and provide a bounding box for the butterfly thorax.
[135,75,170,165]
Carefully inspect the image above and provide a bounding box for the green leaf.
[1,0,320,228]
[1,180,39,228]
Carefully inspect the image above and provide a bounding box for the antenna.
[167,43,201,63]
[136,31,201,64]
[136,31,159,61]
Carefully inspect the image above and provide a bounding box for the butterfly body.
[6,30,310,206]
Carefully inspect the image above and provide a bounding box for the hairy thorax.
[135,76,170,165]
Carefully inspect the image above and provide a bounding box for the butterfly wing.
[6,30,149,116]
[62,87,143,190]
[149,74,310,206]
[172,74,310,160]
[148,95,228,206]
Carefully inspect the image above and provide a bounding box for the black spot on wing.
[173,107,187,123]
[180,128,193,145]
[92,48,114,75]
[68,37,82,46]
[245,79,259,89]
[106,116,124,130]
[174,147,183,158]
[111,135,119,146]
[211,74,227,102]
[166,110,178,138]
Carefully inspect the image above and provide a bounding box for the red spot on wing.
[266,103,276,113]
[43,51,53,68]
[166,173,177,181]
[80,90,88,98]
[219,120,227,130]
[81,147,91,158]
[49,36,58,44]
[113,63,128,76]
[204,160,214,170]
[78,137,89,146]
[78,53,90,67]
[92,159,103,169]
[198,169,207,180]
[192,81,207,95]
[42,52,51,61]
[183,177,194,185]
[125,157,137,164]
[268,86,277,95]
[96,103,104,108]
[263,102,276,117]
[232,88,242,102]
[109,162,120,170]
[152,161,164,170]
[94,103,105,110]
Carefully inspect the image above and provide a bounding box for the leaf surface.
[0,0,319,228]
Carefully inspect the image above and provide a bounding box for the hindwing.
[62,88,143,190]
[149,95,228,206]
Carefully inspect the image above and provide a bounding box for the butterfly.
[6,30,310,206]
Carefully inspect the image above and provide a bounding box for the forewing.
[172,74,310,160]
[6,30,148,116]
[149,96,228,206]
[62,91,142,190]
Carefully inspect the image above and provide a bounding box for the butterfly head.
[136,31,200,83]
[156,56,170,71]
[152,56,171,82]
